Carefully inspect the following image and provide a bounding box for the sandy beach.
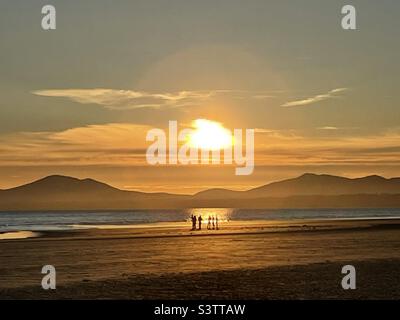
[1,219,399,299]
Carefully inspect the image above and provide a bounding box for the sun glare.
[188,119,233,150]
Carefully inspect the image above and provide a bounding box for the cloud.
[1,123,400,167]
[258,128,400,165]
[32,88,285,110]
[252,94,276,99]
[282,88,348,107]
[317,126,339,130]
[32,89,215,110]
[50,123,152,147]
[0,123,153,166]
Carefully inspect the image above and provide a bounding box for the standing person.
[216,215,219,230]
[212,216,215,230]
[191,215,197,231]
[207,216,211,230]
[198,215,203,230]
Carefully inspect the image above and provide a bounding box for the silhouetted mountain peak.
[1,173,400,210]
[246,173,400,197]
[360,175,386,181]
[194,188,239,199]
[8,175,119,194]
[298,173,318,178]
[35,175,81,184]
[295,173,348,181]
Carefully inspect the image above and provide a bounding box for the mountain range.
[1,173,400,210]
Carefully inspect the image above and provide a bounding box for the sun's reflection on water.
[185,208,233,222]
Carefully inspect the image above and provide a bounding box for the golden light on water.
[187,208,233,222]
[188,119,233,150]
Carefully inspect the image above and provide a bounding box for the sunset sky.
[1,0,400,193]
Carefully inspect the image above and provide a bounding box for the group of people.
[190,214,219,231]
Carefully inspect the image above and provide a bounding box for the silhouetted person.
[212,216,215,230]
[207,216,211,230]
[198,215,203,230]
[216,215,219,230]
[191,215,197,231]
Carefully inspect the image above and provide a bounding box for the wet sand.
[1,219,400,299]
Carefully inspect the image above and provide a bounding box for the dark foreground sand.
[1,219,399,299]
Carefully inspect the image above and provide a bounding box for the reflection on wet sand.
[0,231,40,240]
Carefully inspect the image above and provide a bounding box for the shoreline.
[1,218,399,299]
[1,217,400,242]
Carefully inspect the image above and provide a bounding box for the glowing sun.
[188,119,233,150]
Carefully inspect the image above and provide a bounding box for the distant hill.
[6,175,121,195]
[0,175,185,210]
[1,173,400,210]
[192,173,400,199]
[239,173,400,198]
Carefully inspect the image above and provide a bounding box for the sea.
[1,208,400,234]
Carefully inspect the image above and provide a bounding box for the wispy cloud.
[32,89,215,110]
[32,88,283,110]
[0,123,152,166]
[252,94,276,99]
[1,124,400,167]
[282,88,348,107]
[317,126,339,130]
